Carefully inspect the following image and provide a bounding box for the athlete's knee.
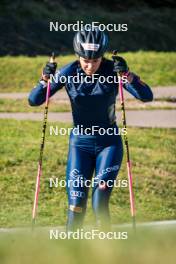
[92,186,109,211]
[98,180,110,190]
[69,204,84,214]
[94,180,113,195]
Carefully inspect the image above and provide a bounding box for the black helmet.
[73,27,109,59]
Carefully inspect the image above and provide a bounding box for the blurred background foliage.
[0,0,176,55]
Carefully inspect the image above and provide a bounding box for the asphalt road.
[0,110,175,128]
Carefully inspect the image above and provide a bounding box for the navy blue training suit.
[28,58,153,230]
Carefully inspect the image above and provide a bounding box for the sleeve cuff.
[39,80,48,88]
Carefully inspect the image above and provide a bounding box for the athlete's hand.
[42,62,57,81]
[113,56,129,75]
[126,72,135,83]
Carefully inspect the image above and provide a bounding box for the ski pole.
[32,52,55,227]
[112,51,136,231]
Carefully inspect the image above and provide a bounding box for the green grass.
[0,228,176,264]
[0,98,71,113]
[0,98,176,113]
[0,52,176,92]
[0,120,175,228]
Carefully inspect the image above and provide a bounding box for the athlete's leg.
[92,139,123,229]
[66,144,94,231]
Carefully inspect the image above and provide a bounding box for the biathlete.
[28,27,153,231]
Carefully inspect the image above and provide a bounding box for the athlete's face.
[79,57,102,75]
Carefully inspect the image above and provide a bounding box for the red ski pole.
[119,75,136,230]
[32,52,55,227]
[112,51,136,230]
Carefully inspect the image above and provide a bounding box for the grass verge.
[0,52,176,92]
[0,98,176,113]
[0,120,175,227]
[0,228,176,264]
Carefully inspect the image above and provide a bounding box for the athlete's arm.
[28,69,65,106]
[112,55,153,102]
[124,72,153,102]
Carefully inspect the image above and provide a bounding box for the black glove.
[43,62,57,78]
[112,56,129,74]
